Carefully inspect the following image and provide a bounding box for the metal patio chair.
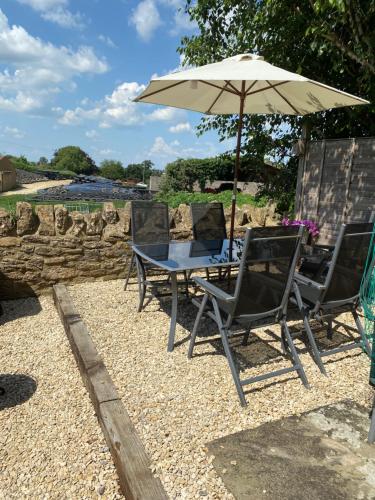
[293,222,373,376]
[190,202,228,280]
[191,202,227,240]
[188,225,308,406]
[124,201,170,291]
[127,201,189,311]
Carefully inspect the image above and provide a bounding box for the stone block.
[44,256,67,265]
[67,211,86,237]
[22,234,50,244]
[0,237,21,247]
[85,211,104,236]
[36,205,55,236]
[54,205,71,235]
[41,267,78,281]
[102,202,118,224]
[35,246,62,257]
[117,205,131,234]
[16,202,37,236]
[0,209,15,236]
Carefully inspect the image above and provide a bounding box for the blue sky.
[0,0,233,169]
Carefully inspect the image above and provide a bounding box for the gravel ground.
[0,295,122,499]
[69,279,374,499]
[0,179,72,197]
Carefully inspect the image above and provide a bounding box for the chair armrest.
[193,276,235,302]
[294,273,326,290]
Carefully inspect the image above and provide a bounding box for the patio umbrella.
[134,53,369,240]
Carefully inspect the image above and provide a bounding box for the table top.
[132,239,244,272]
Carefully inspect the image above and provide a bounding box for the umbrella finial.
[225,53,264,62]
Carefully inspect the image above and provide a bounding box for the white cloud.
[0,9,108,113]
[149,136,177,157]
[130,0,196,41]
[58,81,183,128]
[147,107,181,121]
[98,35,117,48]
[3,126,25,139]
[85,129,98,139]
[129,0,162,41]
[148,136,217,161]
[169,121,192,133]
[16,0,84,29]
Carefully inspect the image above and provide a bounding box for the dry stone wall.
[0,201,279,299]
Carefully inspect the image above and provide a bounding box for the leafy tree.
[38,156,49,167]
[9,155,36,171]
[160,155,263,193]
[50,146,97,174]
[124,160,161,182]
[100,160,125,180]
[179,0,375,211]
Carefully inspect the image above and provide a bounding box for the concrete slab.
[208,400,375,500]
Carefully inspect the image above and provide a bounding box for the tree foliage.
[160,155,265,193]
[50,146,97,175]
[100,160,125,180]
[179,0,375,211]
[124,160,161,182]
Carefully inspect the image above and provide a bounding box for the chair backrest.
[130,201,170,245]
[190,202,227,240]
[322,222,374,304]
[231,225,303,319]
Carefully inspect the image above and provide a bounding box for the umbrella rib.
[245,81,257,94]
[224,80,241,95]
[266,80,300,114]
[136,80,188,100]
[206,82,230,114]
[246,80,289,97]
[198,80,239,96]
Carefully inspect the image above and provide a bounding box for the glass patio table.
[132,238,244,351]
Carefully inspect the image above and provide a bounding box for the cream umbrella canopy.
[135,53,369,240]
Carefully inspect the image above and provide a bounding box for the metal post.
[229,81,246,243]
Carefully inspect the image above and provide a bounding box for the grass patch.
[155,190,268,208]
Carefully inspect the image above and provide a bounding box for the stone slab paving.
[208,400,375,500]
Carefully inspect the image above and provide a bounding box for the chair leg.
[352,309,372,356]
[326,318,333,340]
[188,293,208,359]
[212,298,247,406]
[281,319,310,389]
[242,328,250,346]
[293,283,327,376]
[183,270,189,298]
[369,392,375,444]
[135,256,146,313]
[124,252,135,290]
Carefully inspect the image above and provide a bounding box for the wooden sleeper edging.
[53,284,167,500]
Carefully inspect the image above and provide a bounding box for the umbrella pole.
[229,82,246,243]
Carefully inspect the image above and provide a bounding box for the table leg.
[168,272,178,352]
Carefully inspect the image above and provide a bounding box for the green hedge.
[155,190,267,208]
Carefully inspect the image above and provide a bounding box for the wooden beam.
[53,284,167,500]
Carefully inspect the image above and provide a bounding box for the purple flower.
[282,217,319,237]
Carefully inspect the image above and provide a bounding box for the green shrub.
[155,190,267,208]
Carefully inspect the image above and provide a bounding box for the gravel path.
[0,295,122,499]
[69,279,373,499]
[0,179,72,197]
